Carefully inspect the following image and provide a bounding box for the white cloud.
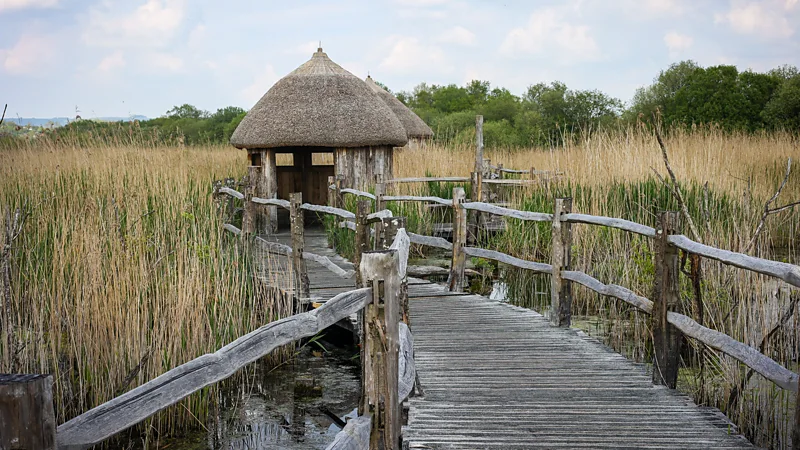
[97,51,126,72]
[786,0,799,10]
[379,36,450,75]
[187,23,207,50]
[500,8,598,64]
[149,53,184,72]
[437,26,476,46]
[241,65,278,105]
[639,0,687,15]
[83,0,186,48]
[287,41,320,55]
[392,0,451,5]
[663,31,693,57]
[715,1,794,39]
[1,34,54,75]
[0,0,58,13]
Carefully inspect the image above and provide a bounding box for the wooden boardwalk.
[276,229,754,449]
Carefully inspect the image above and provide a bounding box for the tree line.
[5,60,798,149]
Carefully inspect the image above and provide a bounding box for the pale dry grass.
[0,142,294,440]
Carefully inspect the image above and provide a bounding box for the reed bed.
[391,126,799,449]
[0,137,294,444]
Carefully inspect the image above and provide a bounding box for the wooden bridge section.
[287,230,754,448]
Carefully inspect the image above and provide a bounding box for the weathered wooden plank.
[408,265,479,278]
[251,197,290,210]
[462,202,553,222]
[385,177,470,184]
[339,220,357,231]
[398,322,415,402]
[56,288,370,449]
[668,235,800,288]
[366,209,393,223]
[382,195,451,206]
[326,415,372,450]
[218,186,244,200]
[551,198,573,327]
[301,203,356,219]
[223,223,242,236]
[563,213,656,238]
[408,232,453,250]
[482,179,539,185]
[0,374,56,450]
[463,247,553,274]
[340,188,376,200]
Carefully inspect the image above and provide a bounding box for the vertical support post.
[550,197,573,327]
[354,200,371,287]
[530,167,536,182]
[242,168,256,236]
[652,211,683,388]
[290,192,309,302]
[497,163,504,180]
[359,249,401,450]
[794,378,800,450]
[0,374,56,450]
[448,187,467,292]
[374,177,386,250]
[327,175,337,208]
[383,216,409,325]
[335,176,345,211]
[475,115,484,175]
[468,171,482,245]
[262,150,278,234]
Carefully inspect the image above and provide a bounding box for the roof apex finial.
[318,40,322,52]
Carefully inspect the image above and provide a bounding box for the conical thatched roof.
[231,48,408,149]
[365,76,434,139]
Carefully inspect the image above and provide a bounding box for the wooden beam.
[242,169,256,236]
[652,211,683,388]
[475,115,484,175]
[374,180,386,250]
[359,249,401,449]
[448,187,467,292]
[468,171,482,245]
[354,200,371,287]
[0,374,56,450]
[328,176,337,208]
[550,197,573,327]
[261,150,278,233]
[290,192,310,302]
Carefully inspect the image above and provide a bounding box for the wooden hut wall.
[334,146,393,190]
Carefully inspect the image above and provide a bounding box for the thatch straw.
[231,49,408,149]
[365,75,433,139]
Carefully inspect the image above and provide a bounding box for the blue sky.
[1,0,799,118]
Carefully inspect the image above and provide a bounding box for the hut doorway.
[271,148,334,227]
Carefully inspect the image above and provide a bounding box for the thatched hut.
[230,48,407,230]
[365,75,433,148]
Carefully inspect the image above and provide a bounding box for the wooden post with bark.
[328,175,337,208]
[354,200,371,287]
[0,374,56,450]
[374,178,386,250]
[448,187,467,292]
[383,216,409,325]
[550,197,573,327]
[469,171,482,245]
[475,115,484,175]
[652,211,683,388]
[359,248,402,449]
[290,192,310,302]
[242,168,256,236]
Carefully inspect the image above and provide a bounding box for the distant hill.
[9,116,149,127]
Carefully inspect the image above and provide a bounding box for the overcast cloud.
[1,0,798,117]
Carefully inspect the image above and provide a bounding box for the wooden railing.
[2,189,415,450]
[329,183,800,402]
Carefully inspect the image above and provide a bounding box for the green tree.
[763,75,800,129]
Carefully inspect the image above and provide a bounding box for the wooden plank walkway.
[267,229,754,449]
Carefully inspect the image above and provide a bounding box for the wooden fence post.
[359,249,401,449]
[335,175,345,211]
[794,378,800,450]
[328,175,337,208]
[242,171,256,237]
[383,216,409,325]
[289,192,310,302]
[0,374,56,450]
[497,163,504,180]
[448,187,467,292]
[374,178,386,250]
[550,197,573,327]
[475,115,484,175]
[468,171,482,245]
[354,200,371,287]
[652,211,683,388]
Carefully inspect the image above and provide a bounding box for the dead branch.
[743,158,793,253]
[0,104,6,127]
[653,127,702,242]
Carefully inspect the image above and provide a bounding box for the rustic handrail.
[252,197,290,209]
[217,186,244,200]
[382,195,451,205]
[408,232,452,250]
[668,235,800,288]
[56,288,372,448]
[328,185,377,201]
[563,213,657,237]
[385,176,470,184]
[462,202,553,222]
[300,203,356,219]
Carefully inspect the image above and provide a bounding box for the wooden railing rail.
[56,287,372,448]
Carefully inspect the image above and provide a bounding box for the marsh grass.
[0,138,294,443]
[390,126,799,449]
